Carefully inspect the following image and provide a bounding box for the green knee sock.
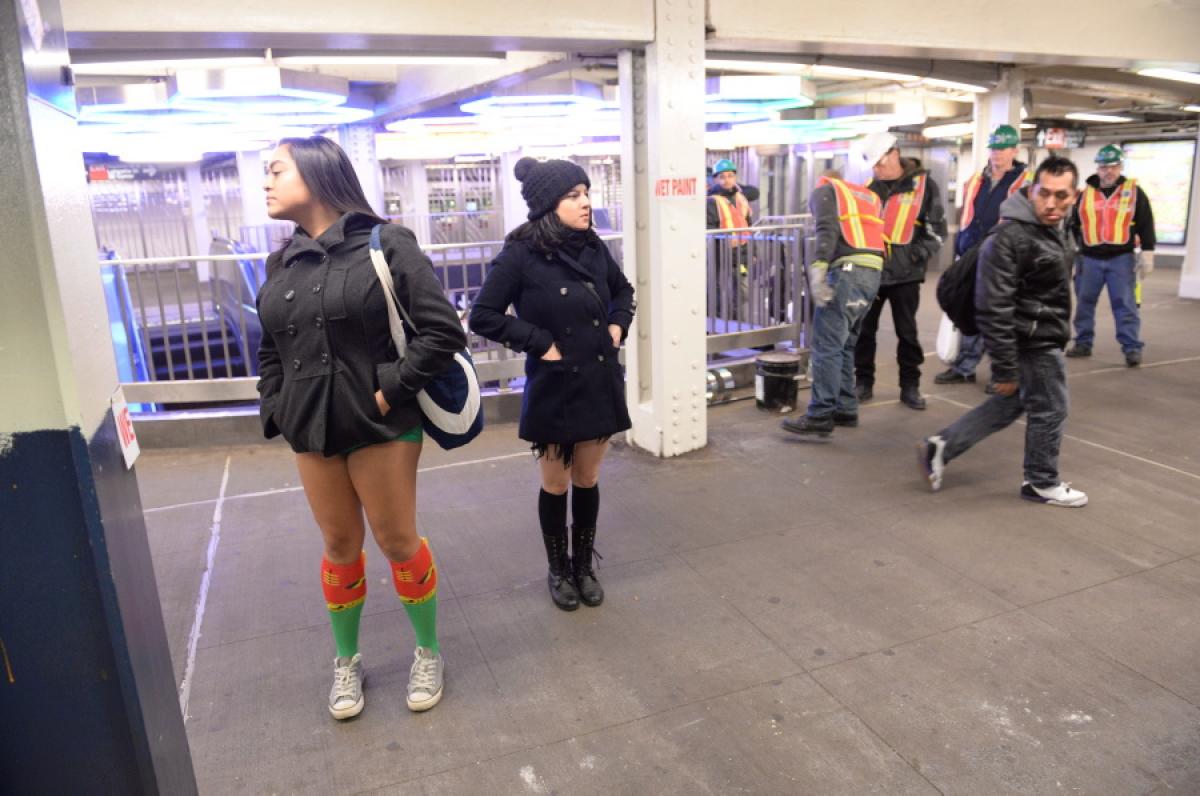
[329,603,364,659]
[402,598,439,654]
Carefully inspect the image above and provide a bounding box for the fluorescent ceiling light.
[1064,112,1135,123]
[920,78,989,93]
[922,122,974,138]
[277,55,502,66]
[1020,123,1036,129]
[72,57,266,75]
[1183,105,1200,112]
[1137,68,1200,85]
[460,94,606,117]
[704,59,920,83]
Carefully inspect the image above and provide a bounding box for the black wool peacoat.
[256,213,467,456]
[469,235,636,446]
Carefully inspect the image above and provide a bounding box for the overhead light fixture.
[1137,68,1200,85]
[460,94,607,117]
[276,54,504,66]
[1020,123,1036,129]
[920,78,989,94]
[1064,112,1135,123]
[170,66,350,111]
[71,57,267,75]
[922,122,974,138]
[704,59,921,83]
[1183,105,1200,112]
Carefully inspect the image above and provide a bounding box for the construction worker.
[852,131,948,410]
[706,159,758,320]
[935,124,1033,390]
[1067,144,1156,366]
[782,169,885,437]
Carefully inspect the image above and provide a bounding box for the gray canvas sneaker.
[329,653,365,720]
[406,647,444,712]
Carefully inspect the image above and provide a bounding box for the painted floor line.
[1070,354,1200,378]
[929,394,1200,483]
[143,450,531,514]
[178,454,231,721]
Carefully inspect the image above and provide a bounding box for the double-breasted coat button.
[585,281,595,289]
[571,366,579,373]
[315,317,324,329]
[597,354,605,362]
[292,359,302,370]
[560,287,568,295]
[284,289,295,301]
[320,353,329,364]
[287,324,297,336]
[592,319,600,327]
[565,327,572,335]
[312,284,322,294]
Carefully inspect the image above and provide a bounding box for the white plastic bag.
[936,313,962,364]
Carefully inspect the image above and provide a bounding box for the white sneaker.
[917,435,947,492]
[1020,481,1088,508]
[407,647,444,712]
[329,653,365,720]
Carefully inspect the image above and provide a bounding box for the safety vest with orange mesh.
[818,176,886,254]
[960,167,1032,229]
[873,174,927,246]
[711,194,751,245]
[1079,179,1138,247]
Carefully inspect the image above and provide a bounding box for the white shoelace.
[409,653,441,694]
[333,663,360,702]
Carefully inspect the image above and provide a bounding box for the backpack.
[936,231,997,335]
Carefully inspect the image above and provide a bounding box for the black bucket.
[755,352,802,412]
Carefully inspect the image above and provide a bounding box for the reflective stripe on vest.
[960,167,1032,229]
[712,194,750,243]
[818,176,886,253]
[1080,179,1137,247]
[876,174,927,246]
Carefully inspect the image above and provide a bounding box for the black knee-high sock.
[571,484,600,530]
[538,488,568,536]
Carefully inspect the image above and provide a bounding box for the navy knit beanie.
[514,156,590,220]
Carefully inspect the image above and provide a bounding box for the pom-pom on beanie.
[514,156,590,220]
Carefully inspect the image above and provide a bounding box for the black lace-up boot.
[571,526,604,607]
[542,530,579,611]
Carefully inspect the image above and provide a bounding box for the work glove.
[1137,250,1154,278]
[809,261,833,307]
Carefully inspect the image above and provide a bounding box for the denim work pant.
[807,262,882,418]
[1073,252,1142,352]
[951,333,985,376]
[937,348,1068,488]
[855,281,924,389]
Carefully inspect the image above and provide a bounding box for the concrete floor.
[138,272,1200,795]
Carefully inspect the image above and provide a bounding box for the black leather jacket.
[976,191,1073,382]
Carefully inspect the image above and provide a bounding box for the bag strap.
[369,224,413,355]
[552,248,608,315]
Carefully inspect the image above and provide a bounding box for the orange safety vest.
[711,194,751,244]
[1079,179,1138,247]
[960,167,1032,229]
[818,176,886,254]
[873,174,927,246]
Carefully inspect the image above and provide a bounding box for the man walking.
[918,156,1088,508]
[782,170,885,437]
[935,124,1032,389]
[1066,144,1156,366]
[853,132,947,409]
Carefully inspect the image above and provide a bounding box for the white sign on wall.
[111,387,140,469]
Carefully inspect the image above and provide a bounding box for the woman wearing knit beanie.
[469,157,636,611]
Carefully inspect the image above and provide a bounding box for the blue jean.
[807,262,881,418]
[951,333,985,376]
[937,348,1068,488]
[1073,252,1142,352]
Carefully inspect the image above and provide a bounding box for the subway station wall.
[708,0,1200,67]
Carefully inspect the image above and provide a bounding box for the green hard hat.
[1095,144,1124,164]
[987,124,1020,149]
[712,158,737,175]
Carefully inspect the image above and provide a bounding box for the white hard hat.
[852,131,898,168]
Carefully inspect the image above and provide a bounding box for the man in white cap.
[852,132,948,409]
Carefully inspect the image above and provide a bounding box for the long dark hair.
[268,136,387,274]
[278,136,387,224]
[505,211,596,254]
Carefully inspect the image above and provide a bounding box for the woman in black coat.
[256,136,465,720]
[469,157,635,611]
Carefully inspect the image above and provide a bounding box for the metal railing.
[102,220,811,407]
